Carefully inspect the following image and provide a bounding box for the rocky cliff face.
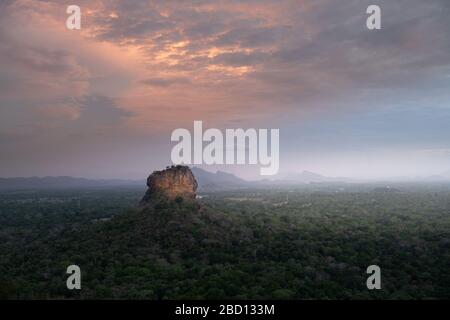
[140,165,198,205]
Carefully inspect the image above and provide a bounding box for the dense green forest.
[0,184,449,299]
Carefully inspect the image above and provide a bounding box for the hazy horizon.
[2,165,450,183]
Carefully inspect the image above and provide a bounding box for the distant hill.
[423,170,450,181]
[191,168,354,190]
[284,170,328,183]
[191,167,248,191]
[0,169,352,191]
[279,170,353,183]
[0,176,144,190]
[0,169,248,192]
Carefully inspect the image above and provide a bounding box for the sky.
[0,0,450,180]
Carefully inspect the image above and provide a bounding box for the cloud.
[76,95,132,127]
[212,51,269,67]
[1,0,450,177]
[140,76,191,87]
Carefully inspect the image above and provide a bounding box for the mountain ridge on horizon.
[2,167,450,191]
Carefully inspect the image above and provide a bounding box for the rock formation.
[140,165,198,205]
